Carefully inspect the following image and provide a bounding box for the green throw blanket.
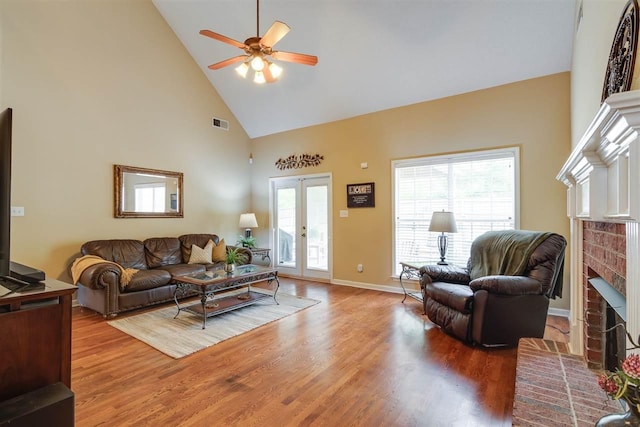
[468,230,553,280]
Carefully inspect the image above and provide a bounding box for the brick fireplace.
[557,91,640,358]
[582,221,626,368]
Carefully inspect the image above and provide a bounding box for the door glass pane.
[277,188,296,267]
[306,185,328,270]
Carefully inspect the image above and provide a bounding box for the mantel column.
[627,221,640,354]
[569,217,584,355]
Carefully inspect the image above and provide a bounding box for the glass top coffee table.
[172,264,279,329]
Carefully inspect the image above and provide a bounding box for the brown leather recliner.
[419,230,566,347]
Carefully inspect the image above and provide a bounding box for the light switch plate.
[339,210,348,217]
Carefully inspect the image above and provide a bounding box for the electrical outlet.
[357,264,363,272]
[10,206,24,217]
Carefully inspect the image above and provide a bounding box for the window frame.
[391,146,520,277]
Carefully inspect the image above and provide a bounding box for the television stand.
[0,278,76,403]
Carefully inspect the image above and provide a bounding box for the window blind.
[392,147,518,275]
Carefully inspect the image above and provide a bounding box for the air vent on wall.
[212,117,229,131]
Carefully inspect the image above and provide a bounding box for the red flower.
[598,373,620,395]
[622,354,640,380]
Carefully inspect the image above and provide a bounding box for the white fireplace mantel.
[558,90,640,221]
[557,90,640,355]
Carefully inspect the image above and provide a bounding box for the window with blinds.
[392,147,519,275]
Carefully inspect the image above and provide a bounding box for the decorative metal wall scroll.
[602,0,639,102]
[275,154,324,170]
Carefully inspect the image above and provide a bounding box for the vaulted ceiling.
[152,0,575,139]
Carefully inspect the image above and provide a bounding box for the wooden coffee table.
[172,264,279,329]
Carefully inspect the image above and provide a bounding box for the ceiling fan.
[199,0,318,84]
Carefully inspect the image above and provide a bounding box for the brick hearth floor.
[512,338,622,426]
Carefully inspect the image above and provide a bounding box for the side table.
[250,247,271,264]
[399,261,427,313]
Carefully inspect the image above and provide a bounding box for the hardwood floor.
[71,279,569,426]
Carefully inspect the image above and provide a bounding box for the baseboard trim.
[276,275,570,318]
[330,279,408,295]
[277,273,331,284]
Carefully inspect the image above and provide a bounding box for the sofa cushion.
[161,263,206,277]
[179,234,221,263]
[425,297,471,342]
[81,239,148,270]
[425,281,474,314]
[144,237,182,268]
[420,264,470,285]
[124,269,172,292]
[188,240,214,264]
[212,238,227,262]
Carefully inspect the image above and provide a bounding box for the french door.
[271,175,331,280]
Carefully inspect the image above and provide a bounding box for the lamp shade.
[235,62,249,78]
[428,211,457,233]
[238,213,258,229]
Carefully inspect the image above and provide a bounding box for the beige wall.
[251,73,572,310]
[0,1,573,314]
[571,0,626,147]
[0,0,252,281]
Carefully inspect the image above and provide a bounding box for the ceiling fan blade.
[199,30,246,49]
[208,55,248,70]
[260,21,290,48]
[263,60,276,83]
[271,51,318,66]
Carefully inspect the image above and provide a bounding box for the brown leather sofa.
[74,234,252,317]
[419,230,566,347]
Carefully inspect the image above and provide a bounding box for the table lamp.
[428,211,457,265]
[238,213,258,238]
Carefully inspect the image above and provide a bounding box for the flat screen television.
[0,107,12,281]
[0,108,45,292]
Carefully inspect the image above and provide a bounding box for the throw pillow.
[188,240,214,264]
[212,238,227,262]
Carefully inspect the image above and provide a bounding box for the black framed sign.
[347,182,375,208]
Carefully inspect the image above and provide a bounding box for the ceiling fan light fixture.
[200,0,317,85]
[250,55,264,71]
[254,70,266,84]
[269,62,282,79]
[235,62,249,78]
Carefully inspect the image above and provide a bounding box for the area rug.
[108,289,320,359]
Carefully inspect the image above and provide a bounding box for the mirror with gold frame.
[114,164,183,218]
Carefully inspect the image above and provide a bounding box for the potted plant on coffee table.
[224,248,240,273]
